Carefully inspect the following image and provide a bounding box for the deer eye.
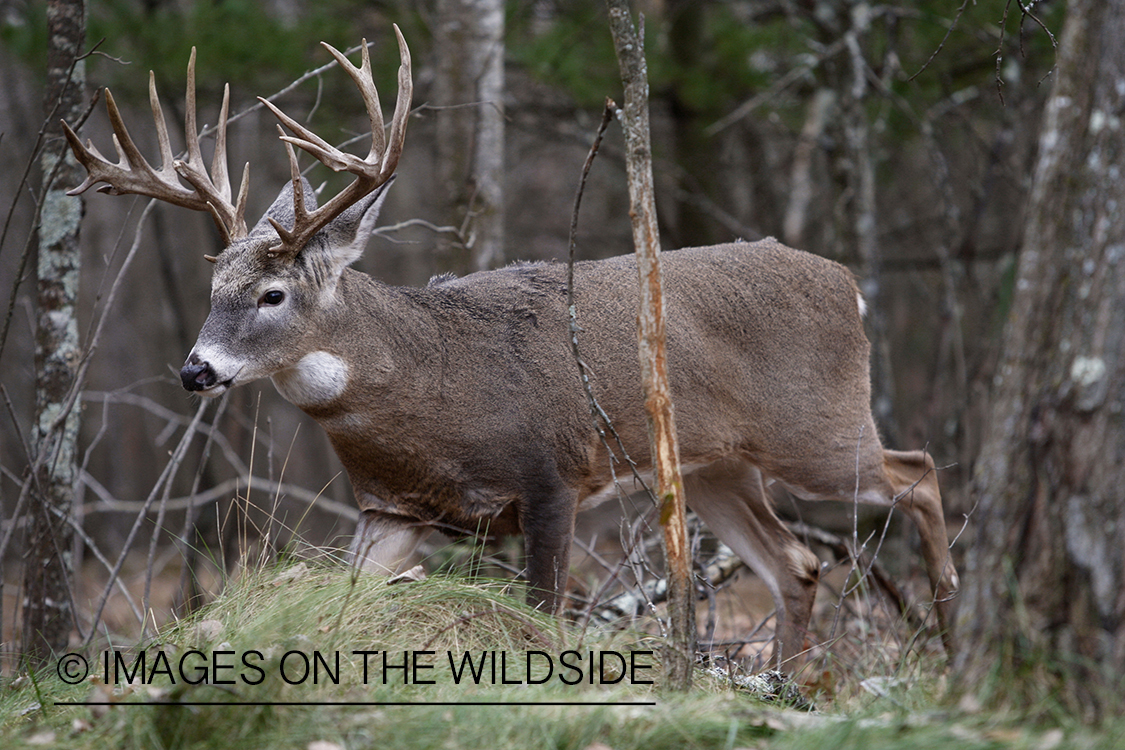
[259,290,285,307]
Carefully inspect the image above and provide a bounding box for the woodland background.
[1,0,1121,714]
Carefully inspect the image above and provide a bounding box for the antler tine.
[257,96,343,171]
[202,84,253,244]
[259,26,412,255]
[64,86,199,212]
[173,48,248,243]
[63,47,249,246]
[179,48,207,184]
[383,24,412,176]
[146,73,181,187]
[320,39,385,161]
[211,85,233,204]
[267,131,307,252]
[217,86,252,238]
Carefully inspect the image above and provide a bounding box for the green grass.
[3,564,1123,750]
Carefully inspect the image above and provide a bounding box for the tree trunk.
[606,0,695,691]
[664,0,718,249]
[22,0,86,664]
[957,0,1125,718]
[783,88,834,248]
[434,0,505,273]
[836,2,898,446]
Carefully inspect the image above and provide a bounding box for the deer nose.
[180,353,217,391]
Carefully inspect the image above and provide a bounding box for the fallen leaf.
[388,565,427,585]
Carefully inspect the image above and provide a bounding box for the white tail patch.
[856,293,868,318]
[272,351,349,407]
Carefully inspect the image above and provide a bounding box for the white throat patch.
[271,351,350,407]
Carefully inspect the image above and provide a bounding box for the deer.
[63,27,959,666]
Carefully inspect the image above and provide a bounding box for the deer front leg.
[348,510,427,575]
[882,449,960,655]
[519,486,579,613]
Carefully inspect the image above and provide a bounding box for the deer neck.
[270,269,436,414]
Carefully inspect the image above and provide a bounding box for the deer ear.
[249,177,319,241]
[315,174,395,270]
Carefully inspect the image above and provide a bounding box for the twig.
[76,471,357,522]
[200,40,379,136]
[174,391,228,613]
[706,39,846,136]
[50,502,144,626]
[83,399,210,647]
[908,0,974,81]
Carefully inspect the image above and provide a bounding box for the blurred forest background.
[0,0,1085,679]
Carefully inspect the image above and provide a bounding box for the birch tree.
[434,0,506,272]
[21,0,86,664]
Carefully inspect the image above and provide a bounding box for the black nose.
[180,353,216,392]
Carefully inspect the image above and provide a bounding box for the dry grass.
[5,562,1121,750]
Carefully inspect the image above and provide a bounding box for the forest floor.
[3,558,1122,750]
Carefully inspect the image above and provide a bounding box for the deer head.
[64,28,412,401]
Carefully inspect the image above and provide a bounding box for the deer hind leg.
[348,510,428,574]
[787,443,960,655]
[685,458,820,670]
[879,449,960,655]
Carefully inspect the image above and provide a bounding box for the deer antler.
[258,25,412,255]
[63,49,250,246]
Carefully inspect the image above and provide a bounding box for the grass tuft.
[4,564,1123,750]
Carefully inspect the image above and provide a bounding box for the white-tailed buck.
[65,28,959,664]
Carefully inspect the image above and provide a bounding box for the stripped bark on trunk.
[606,0,695,691]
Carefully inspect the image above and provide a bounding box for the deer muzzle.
[180,353,222,393]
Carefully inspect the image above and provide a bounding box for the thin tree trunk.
[665,0,717,249]
[434,0,505,273]
[840,3,898,446]
[606,0,694,691]
[21,0,86,664]
[957,0,1125,718]
[783,88,834,248]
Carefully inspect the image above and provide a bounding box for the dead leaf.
[388,565,427,585]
